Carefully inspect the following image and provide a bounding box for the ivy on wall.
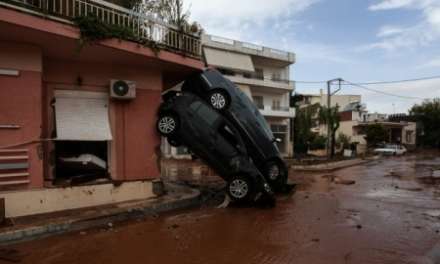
[73,15,161,55]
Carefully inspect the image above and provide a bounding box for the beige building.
[298,93,416,153]
[163,35,296,158]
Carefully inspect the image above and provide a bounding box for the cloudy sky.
[184,0,440,113]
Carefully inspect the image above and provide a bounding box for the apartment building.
[0,0,203,217]
[163,34,296,158]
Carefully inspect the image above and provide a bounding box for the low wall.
[0,181,154,218]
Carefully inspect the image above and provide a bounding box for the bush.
[309,135,327,150]
[336,134,351,150]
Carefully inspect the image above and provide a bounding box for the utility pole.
[326,78,343,159]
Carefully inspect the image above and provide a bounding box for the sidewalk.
[290,157,378,172]
[0,183,200,245]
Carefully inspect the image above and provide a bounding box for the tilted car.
[181,69,288,191]
[374,144,407,156]
[156,91,274,204]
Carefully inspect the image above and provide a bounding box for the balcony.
[225,74,295,91]
[258,105,296,118]
[1,0,201,58]
[202,34,295,64]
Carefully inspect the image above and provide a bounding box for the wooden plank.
[0,163,29,170]
[0,173,29,178]
[0,180,30,186]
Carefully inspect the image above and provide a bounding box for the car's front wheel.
[265,160,288,188]
[227,176,255,202]
[208,89,230,110]
[157,114,179,136]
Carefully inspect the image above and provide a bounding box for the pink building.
[0,0,203,217]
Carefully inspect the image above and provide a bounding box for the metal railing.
[2,0,201,57]
[242,72,294,85]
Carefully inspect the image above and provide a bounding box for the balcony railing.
[242,72,293,85]
[1,0,201,57]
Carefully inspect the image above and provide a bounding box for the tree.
[364,124,389,148]
[410,98,440,148]
[318,105,340,158]
[293,103,320,155]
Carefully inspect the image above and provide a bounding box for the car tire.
[264,160,288,188]
[208,89,230,111]
[157,114,179,136]
[227,175,255,202]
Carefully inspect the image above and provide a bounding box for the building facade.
[163,34,296,158]
[0,0,203,217]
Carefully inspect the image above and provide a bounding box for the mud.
[2,153,440,264]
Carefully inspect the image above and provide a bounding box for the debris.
[356,224,363,229]
[311,238,320,243]
[169,224,180,229]
[334,178,356,185]
[80,231,87,236]
[217,194,231,209]
[107,222,113,228]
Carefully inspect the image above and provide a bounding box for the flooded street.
[3,153,440,264]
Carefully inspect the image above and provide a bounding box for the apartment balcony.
[226,74,295,92]
[202,34,295,65]
[1,0,202,58]
[255,105,296,118]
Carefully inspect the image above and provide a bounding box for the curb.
[0,185,201,245]
[291,158,376,172]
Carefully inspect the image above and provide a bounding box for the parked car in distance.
[181,69,288,191]
[157,91,274,204]
[374,144,407,156]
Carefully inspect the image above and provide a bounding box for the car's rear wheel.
[208,89,230,110]
[157,114,179,136]
[227,176,255,202]
[264,160,288,188]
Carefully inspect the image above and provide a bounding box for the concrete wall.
[0,181,154,218]
[0,42,44,188]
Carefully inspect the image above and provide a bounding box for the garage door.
[54,90,112,141]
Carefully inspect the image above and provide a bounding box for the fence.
[2,0,201,57]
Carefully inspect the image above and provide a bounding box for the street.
[2,153,440,264]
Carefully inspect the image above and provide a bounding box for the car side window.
[193,103,219,126]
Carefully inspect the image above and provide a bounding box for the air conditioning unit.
[110,80,136,100]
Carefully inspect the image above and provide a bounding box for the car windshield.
[385,144,397,149]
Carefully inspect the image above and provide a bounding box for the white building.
[163,34,296,158]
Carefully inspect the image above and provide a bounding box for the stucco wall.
[44,60,162,181]
[0,42,44,188]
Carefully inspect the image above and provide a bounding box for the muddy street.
[3,153,440,264]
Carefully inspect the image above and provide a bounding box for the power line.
[294,74,440,86]
[343,80,427,100]
[343,74,440,86]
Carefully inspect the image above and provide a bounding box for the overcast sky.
[184,0,440,114]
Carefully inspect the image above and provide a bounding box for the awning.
[203,47,255,72]
[54,91,112,141]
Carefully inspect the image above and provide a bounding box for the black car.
[181,69,288,191]
[156,91,274,203]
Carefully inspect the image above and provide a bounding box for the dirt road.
[2,153,440,264]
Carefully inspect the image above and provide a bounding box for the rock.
[107,223,113,228]
[356,224,363,229]
[334,178,356,185]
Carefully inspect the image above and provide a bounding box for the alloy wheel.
[210,92,227,110]
[268,164,280,180]
[158,116,176,135]
[229,179,249,199]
